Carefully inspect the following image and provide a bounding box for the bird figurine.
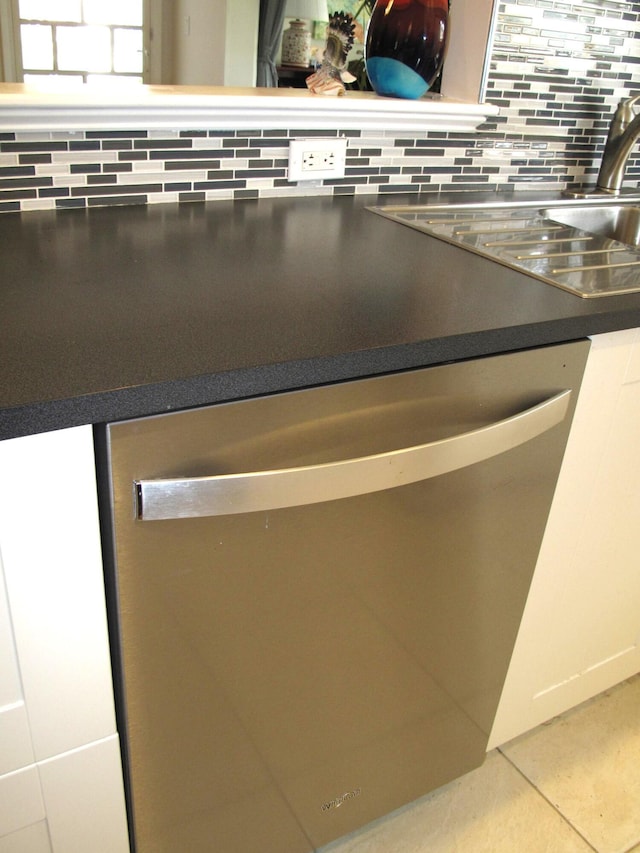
[306,12,357,96]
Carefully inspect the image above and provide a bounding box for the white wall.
[224,0,259,87]
[172,0,258,87]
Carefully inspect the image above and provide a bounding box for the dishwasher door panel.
[100,340,589,852]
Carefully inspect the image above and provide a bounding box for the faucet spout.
[595,95,640,195]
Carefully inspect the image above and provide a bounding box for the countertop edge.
[3,312,637,442]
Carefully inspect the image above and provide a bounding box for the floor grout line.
[497,746,600,853]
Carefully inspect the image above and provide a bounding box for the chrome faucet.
[595,94,640,195]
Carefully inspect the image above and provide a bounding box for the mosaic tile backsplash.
[1,0,639,214]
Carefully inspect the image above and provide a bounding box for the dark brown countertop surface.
[3,192,640,440]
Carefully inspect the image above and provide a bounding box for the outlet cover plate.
[288,138,347,182]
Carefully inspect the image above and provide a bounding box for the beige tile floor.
[319,674,640,853]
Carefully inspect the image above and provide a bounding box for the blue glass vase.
[365,0,450,100]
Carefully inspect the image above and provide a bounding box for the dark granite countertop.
[3,193,640,441]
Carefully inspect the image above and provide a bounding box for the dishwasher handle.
[135,390,571,521]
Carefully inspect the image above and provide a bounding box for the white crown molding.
[0,84,499,133]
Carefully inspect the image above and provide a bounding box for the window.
[18,0,144,87]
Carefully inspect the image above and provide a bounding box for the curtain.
[256,0,287,87]
[0,2,23,83]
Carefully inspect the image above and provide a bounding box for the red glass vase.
[365,0,450,99]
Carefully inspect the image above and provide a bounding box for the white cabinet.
[0,766,45,842]
[489,328,640,748]
[0,550,34,778]
[0,427,129,852]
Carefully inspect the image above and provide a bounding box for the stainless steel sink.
[368,198,640,298]
[542,205,640,248]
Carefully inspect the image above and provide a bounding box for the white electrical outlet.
[288,138,347,182]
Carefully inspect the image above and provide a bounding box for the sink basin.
[541,205,640,248]
[368,199,640,297]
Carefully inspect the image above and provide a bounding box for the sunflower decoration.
[306,12,358,96]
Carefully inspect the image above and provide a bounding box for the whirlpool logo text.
[321,788,362,812]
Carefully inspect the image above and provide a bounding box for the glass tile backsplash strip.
[1,0,639,213]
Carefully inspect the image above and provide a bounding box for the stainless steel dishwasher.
[97,340,589,853]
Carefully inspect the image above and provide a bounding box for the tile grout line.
[496,746,600,853]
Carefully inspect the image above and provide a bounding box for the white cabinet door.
[0,427,117,761]
[489,328,640,748]
[38,736,129,853]
[0,549,33,776]
[0,766,45,840]
[0,426,129,853]
[0,821,51,853]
